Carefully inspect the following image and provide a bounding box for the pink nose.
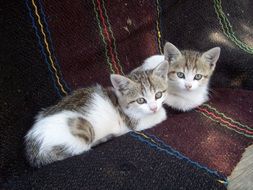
[150,106,158,112]
[185,84,192,89]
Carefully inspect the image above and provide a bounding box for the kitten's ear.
[201,47,221,69]
[130,65,142,74]
[164,42,182,63]
[153,60,169,80]
[110,74,135,91]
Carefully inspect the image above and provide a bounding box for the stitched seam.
[130,131,228,186]
[92,0,115,74]
[25,0,62,97]
[31,0,68,95]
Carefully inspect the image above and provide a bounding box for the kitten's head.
[164,42,220,91]
[110,61,168,119]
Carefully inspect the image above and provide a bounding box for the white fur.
[26,86,167,161]
[26,92,130,156]
[136,107,167,131]
[27,111,91,155]
[85,92,130,141]
[142,55,209,111]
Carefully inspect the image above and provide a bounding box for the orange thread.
[31,0,67,95]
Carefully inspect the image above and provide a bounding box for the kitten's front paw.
[158,107,167,122]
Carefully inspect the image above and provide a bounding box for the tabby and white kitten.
[25,61,169,167]
[140,42,220,111]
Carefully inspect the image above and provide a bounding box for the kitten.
[25,61,169,167]
[228,144,253,190]
[139,42,220,111]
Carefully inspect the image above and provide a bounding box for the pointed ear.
[130,65,142,74]
[201,47,221,69]
[152,61,169,80]
[164,42,182,63]
[110,74,135,91]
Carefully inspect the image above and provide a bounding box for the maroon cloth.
[42,0,159,88]
[17,0,253,177]
[148,89,253,176]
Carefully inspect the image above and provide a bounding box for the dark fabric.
[1,0,60,184]
[160,0,253,90]
[1,0,253,189]
[149,89,253,176]
[4,135,226,190]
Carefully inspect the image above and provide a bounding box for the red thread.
[197,107,253,135]
[96,0,120,74]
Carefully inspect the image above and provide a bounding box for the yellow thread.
[217,179,227,184]
[31,0,67,95]
[155,0,162,54]
[135,131,227,184]
[134,131,160,145]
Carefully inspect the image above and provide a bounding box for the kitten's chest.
[166,89,208,111]
[85,95,130,141]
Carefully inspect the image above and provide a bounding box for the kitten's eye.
[155,91,162,99]
[136,98,146,104]
[177,72,185,79]
[194,74,202,80]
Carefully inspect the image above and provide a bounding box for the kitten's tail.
[25,116,94,167]
[25,137,71,167]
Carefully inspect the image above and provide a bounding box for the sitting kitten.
[139,42,220,111]
[25,61,169,167]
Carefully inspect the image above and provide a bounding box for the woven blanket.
[1,0,253,189]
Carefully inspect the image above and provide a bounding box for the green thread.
[92,0,115,74]
[214,0,253,54]
[197,110,253,139]
[202,104,253,131]
[101,0,124,75]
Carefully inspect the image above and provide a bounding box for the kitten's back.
[25,86,128,167]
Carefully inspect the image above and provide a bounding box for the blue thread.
[37,0,72,92]
[25,0,62,97]
[145,132,227,181]
[130,132,228,185]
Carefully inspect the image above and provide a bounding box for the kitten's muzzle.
[185,84,192,90]
[149,104,158,112]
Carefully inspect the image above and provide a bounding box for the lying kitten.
[25,61,169,167]
[139,42,220,111]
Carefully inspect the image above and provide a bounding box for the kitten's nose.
[185,84,192,89]
[150,105,158,112]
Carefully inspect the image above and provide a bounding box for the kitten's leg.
[228,144,253,190]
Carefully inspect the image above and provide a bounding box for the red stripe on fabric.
[96,0,120,74]
[198,107,253,135]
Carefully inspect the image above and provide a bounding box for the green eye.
[136,98,146,104]
[155,91,162,99]
[177,72,185,79]
[194,74,202,80]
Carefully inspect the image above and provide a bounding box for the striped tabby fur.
[140,42,220,111]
